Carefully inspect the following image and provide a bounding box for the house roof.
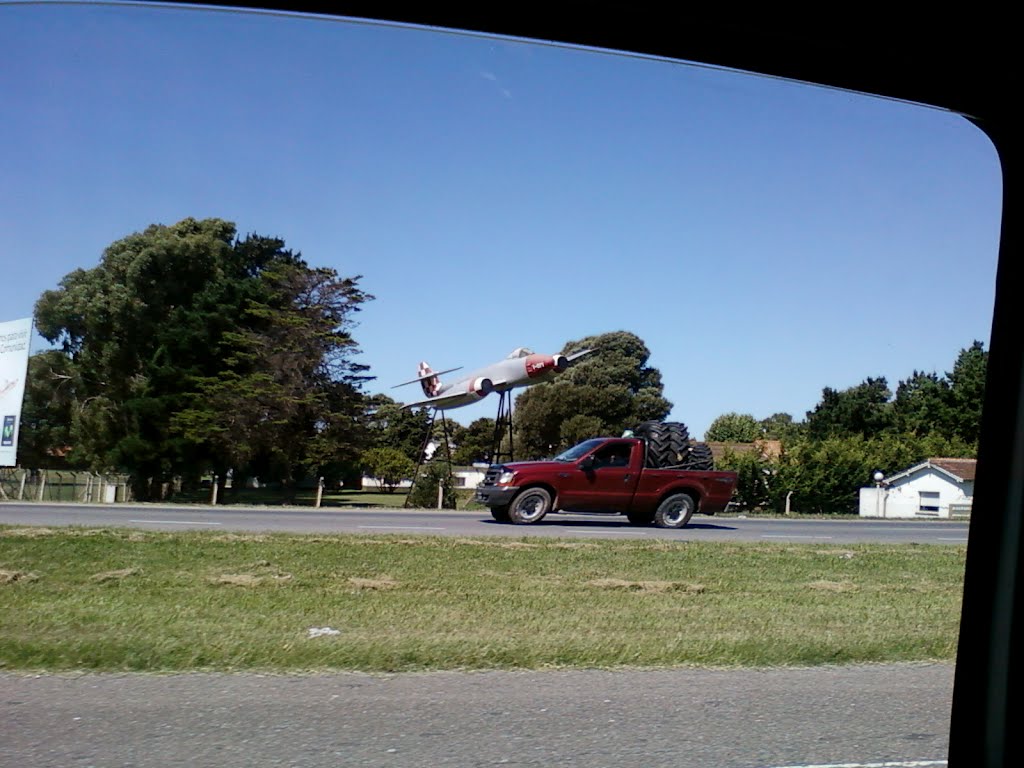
[927,458,977,481]
[884,457,977,485]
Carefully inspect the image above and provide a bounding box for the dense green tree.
[406,461,457,509]
[892,370,953,437]
[513,331,672,458]
[34,217,372,499]
[16,350,76,469]
[174,259,371,495]
[717,448,772,510]
[364,395,432,463]
[804,377,895,440]
[947,340,987,444]
[559,414,605,449]
[758,412,805,443]
[705,412,761,442]
[361,447,416,493]
[451,418,497,465]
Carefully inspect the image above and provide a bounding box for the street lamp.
[873,470,885,518]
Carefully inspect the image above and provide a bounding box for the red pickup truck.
[473,436,738,527]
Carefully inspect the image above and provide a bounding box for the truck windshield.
[553,439,606,462]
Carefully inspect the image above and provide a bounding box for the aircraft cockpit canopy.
[507,347,534,359]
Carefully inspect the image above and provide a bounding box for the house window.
[454,476,466,487]
[919,491,940,513]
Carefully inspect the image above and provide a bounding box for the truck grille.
[480,467,502,487]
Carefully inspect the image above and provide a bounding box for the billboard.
[0,317,33,467]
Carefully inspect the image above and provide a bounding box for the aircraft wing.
[400,391,482,410]
[391,366,463,388]
[565,348,595,363]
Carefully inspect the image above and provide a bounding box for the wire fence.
[0,469,132,503]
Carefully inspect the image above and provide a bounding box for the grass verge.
[0,526,964,672]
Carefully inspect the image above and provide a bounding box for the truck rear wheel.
[508,488,552,524]
[490,505,511,523]
[654,493,696,528]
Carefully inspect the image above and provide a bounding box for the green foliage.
[705,412,761,442]
[767,432,975,515]
[892,370,952,437]
[361,447,416,493]
[513,331,672,458]
[805,377,895,440]
[559,414,605,448]
[406,461,457,508]
[33,217,373,498]
[717,448,772,510]
[802,342,987,447]
[946,340,988,444]
[364,395,432,464]
[759,412,805,443]
[451,418,496,465]
[16,351,76,469]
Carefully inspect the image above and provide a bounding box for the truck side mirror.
[579,455,595,471]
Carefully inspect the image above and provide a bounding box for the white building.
[859,457,975,519]
[361,466,487,492]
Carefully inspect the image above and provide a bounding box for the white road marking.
[761,534,834,539]
[569,529,648,536]
[760,760,946,768]
[936,537,968,542]
[357,525,445,530]
[129,519,222,525]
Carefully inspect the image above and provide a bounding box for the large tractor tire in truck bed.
[633,421,692,469]
[681,442,715,471]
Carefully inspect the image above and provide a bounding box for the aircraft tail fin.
[418,361,442,397]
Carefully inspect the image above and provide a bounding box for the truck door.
[557,440,641,512]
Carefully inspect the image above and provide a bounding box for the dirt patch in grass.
[213,572,294,587]
[347,576,399,590]
[210,534,271,543]
[451,538,542,550]
[1,569,39,584]
[807,580,859,592]
[816,550,856,559]
[1,527,60,538]
[586,578,706,594]
[211,563,294,587]
[90,568,142,583]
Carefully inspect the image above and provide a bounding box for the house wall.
[859,468,972,519]
[361,468,485,492]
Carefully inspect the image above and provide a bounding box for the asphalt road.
[1,663,953,768]
[0,502,970,543]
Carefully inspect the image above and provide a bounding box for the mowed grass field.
[0,526,965,672]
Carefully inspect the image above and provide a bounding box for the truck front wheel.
[508,488,552,524]
[654,493,696,529]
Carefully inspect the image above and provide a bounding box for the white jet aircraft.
[392,347,595,410]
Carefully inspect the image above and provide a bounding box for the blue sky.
[1,2,1003,439]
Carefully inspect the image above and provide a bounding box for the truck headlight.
[497,471,515,485]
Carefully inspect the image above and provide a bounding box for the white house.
[361,466,487,492]
[859,457,975,519]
